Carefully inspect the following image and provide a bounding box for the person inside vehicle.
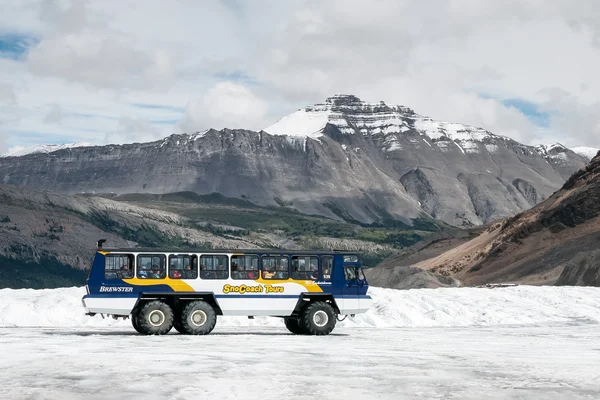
[120,265,133,279]
[182,264,194,279]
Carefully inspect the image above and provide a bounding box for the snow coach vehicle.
[81,240,372,335]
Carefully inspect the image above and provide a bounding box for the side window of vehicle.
[200,255,229,279]
[231,255,259,280]
[321,256,333,281]
[357,267,365,281]
[169,255,197,279]
[291,256,319,280]
[344,265,357,280]
[104,254,134,280]
[262,256,289,280]
[137,254,166,279]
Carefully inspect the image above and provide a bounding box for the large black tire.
[299,301,336,335]
[131,311,144,334]
[134,300,174,335]
[284,317,306,334]
[179,300,217,335]
[172,304,186,334]
[173,319,185,334]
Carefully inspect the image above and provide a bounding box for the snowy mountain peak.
[1,142,95,158]
[264,94,495,146]
[571,146,600,161]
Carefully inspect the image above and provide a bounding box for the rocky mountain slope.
[372,150,600,287]
[0,184,259,287]
[1,184,422,288]
[0,95,590,227]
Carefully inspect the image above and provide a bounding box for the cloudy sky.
[1,0,600,155]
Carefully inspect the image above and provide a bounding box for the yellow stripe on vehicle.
[122,278,195,292]
[254,278,324,293]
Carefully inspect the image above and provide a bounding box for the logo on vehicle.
[222,284,284,294]
[99,286,134,293]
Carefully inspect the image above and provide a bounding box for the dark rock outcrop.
[555,250,600,286]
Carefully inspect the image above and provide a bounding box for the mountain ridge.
[0,95,592,227]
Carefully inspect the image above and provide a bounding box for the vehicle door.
[341,260,361,314]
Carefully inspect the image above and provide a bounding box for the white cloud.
[27,29,176,90]
[0,132,8,155]
[178,82,269,132]
[43,104,63,124]
[103,117,161,145]
[253,0,600,147]
[2,0,600,150]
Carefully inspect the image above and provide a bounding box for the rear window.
[104,254,134,280]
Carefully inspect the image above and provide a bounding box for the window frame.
[136,253,167,279]
[168,254,198,279]
[199,254,229,280]
[321,255,333,281]
[291,255,319,281]
[343,265,358,280]
[261,255,290,280]
[231,254,259,280]
[343,254,359,263]
[104,253,134,280]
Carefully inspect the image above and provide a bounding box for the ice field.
[1,286,600,399]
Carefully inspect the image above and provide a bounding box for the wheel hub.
[190,310,207,327]
[313,310,328,327]
[148,310,165,327]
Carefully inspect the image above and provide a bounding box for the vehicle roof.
[99,248,357,255]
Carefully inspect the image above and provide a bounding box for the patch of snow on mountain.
[485,144,499,153]
[2,142,95,157]
[414,118,493,143]
[435,140,452,152]
[460,140,480,154]
[454,141,466,154]
[571,146,599,160]
[384,136,402,152]
[191,130,209,141]
[264,108,330,138]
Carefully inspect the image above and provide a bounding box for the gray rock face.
[534,143,591,181]
[555,250,600,286]
[0,95,589,227]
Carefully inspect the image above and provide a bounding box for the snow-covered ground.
[2,286,600,399]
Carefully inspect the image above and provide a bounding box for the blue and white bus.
[82,240,373,335]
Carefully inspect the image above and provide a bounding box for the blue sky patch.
[0,33,37,60]
[501,98,550,128]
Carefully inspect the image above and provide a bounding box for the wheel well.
[133,293,223,316]
[291,294,340,316]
